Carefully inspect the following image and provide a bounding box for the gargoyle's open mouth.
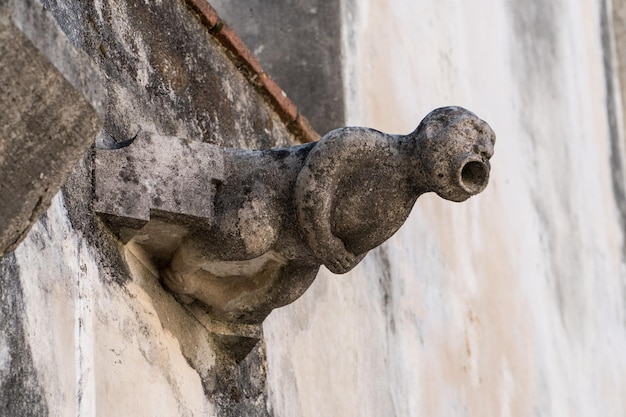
[459,159,490,195]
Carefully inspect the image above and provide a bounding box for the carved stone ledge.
[95,106,496,359]
[95,132,224,243]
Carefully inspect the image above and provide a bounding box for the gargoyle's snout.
[458,157,490,195]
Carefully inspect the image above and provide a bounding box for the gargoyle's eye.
[472,142,494,160]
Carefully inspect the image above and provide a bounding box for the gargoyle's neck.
[391,132,432,196]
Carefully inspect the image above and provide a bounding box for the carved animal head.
[415,106,496,202]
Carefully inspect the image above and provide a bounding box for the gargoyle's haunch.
[161,106,495,326]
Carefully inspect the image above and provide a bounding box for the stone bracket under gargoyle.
[95,131,224,244]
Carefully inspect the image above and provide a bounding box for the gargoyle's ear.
[425,119,445,139]
[476,120,496,146]
[419,106,462,139]
[413,116,441,141]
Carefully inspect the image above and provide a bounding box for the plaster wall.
[3,194,216,417]
[263,0,626,416]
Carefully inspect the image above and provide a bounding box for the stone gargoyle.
[163,106,494,320]
[95,106,494,353]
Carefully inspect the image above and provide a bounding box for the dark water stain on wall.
[0,254,49,417]
[375,246,396,334]
[600,0,626,329]
[600,0,626,261]
[506,0,563,151]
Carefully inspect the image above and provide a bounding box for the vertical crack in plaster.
[75,240,96,417]
[375,245,396,335]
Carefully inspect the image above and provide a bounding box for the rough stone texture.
[0,11,100,256]
[12,0,295,149]
[209,0,345,134]
[262,0,626,416]
[95,132,225,239]
[606,0,626,238]
[183,0,321,143]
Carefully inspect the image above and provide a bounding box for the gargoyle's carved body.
[161,106,495,326]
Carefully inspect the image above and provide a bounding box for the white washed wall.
[9,194,217,416]
[264,1,626,416]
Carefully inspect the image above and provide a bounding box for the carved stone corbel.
[95,106,495,359]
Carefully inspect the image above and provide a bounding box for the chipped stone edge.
[184,0,321,143]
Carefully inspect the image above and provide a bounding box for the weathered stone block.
[95,132,224,243]
[0,14,100,256]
